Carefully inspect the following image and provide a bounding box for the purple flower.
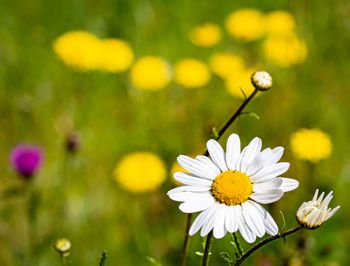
[10,144,43,178]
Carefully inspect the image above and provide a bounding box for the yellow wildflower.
[290,129,332,163]
[264,11,296,36]
[53,31,101,71]
[225,68,257,98]
[226,9,265,41]
[188,23,221,47]
[263,34,307,67]
[174,59,211,88]
[208,52,245,79]
[98,39,134,73]
[130,56,172,90]
[114,152,166,193]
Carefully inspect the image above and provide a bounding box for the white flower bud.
[251,71,273,91]
[297,189,340,229]
[55,238,71,253]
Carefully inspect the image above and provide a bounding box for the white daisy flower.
[297,189,340,229]
[167,133,299,242]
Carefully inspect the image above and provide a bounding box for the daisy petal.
[240,137,262,174]
[179,193,215,213]
[201,203,221,237]
[242,201,265,237]
[250,189,284,204]
[279,178,299,192]
[213,204,228,239]
[167,185,211,194]
[253,178,283,193]
[267,147,284,164]
[207,139,228,172]
[250,201,278,236]
[245,148,272,176]
[238,212,256,243]
[225,205,239,233]
[173,172,213,187]
[250,163,290,182]
[195,155,221,177]
[189,204,217,236]
[168,191,209,202]
[177,155,216,180]
[225,134,241,171]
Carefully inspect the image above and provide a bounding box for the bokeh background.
[0,0,349,265]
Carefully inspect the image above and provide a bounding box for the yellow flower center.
[211,170,252,205]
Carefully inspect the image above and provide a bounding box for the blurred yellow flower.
[174,59,211,88]
[225,68,257,98]
[264,11,296,36]
[188,23,221,47]
[263,34,307,67]
[226,9,265,41]
[208,52,245,78]
[130,56,172,90]
[114,152,166,193]
[53,31,101,71]
[98,39,134,73]
[290,128,332,163]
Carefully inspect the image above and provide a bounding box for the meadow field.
[0,0,349,265]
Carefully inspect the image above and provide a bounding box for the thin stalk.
[234,227,303,266]
[201,231,213,266]
[232,233,243,257]
[60,253,68,266]
[180,88,259,266]
[180,213,192,266]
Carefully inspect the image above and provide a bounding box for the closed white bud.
[251,71,273,91]
[55,238,71,254]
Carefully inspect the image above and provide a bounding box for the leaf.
[239,112,260,120]
[212,127,219,139]
[220,251,234,265]
[239,87,247,100]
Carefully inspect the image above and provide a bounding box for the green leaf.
[220,251,234,265]
[239,112,260,120]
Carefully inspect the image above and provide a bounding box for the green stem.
[234,227,303,266]
[232,232,243,257]
[60,253,67,266]
[180,88,259,265]
[180,213,192,266]
[201,231,213,266]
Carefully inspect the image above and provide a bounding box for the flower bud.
[54,238,71,254]
[65,132,81,153]
[251,71,273,91]
[296,189,340,229]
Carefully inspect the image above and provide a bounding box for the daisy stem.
[180,87,260,266]
[180,213,192,266]
[201,231,213,266]
[234,226,303,266]
[232,232,243,257]
[216,88,259,139]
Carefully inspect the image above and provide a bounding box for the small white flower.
[297,189,340,229]
[167,133,299,242]
[251,71,273,91]
[55,238,71,253]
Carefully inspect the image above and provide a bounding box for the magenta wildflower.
[10,144,43,178]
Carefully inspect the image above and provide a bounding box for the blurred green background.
[0,0,349,265]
